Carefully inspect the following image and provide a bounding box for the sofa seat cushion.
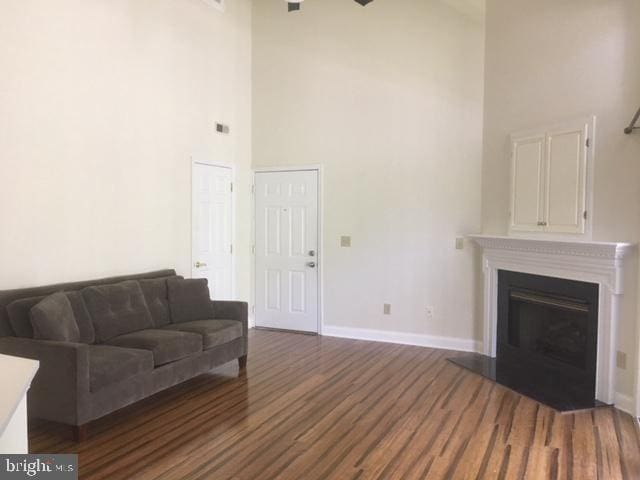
[105,329,202,366]
[89,345,154,392]
[162,320,243,350]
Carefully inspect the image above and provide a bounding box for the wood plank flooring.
[30,330,640,479]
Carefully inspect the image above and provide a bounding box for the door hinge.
[251,305,256,314]
[251,184,255,195]
[230,182,234,193]
[586,138,591,148]
[251,245,256,254]
[230,244,233,254]
[583,211,588,220]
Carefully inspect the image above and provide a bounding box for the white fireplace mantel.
[468,234,635,405]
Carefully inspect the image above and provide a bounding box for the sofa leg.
[238,355,248,370]
[73,424,88,442]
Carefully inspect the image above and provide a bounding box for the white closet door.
[192,163,233,300]
[510,136,546,232]
[545,127,587,234]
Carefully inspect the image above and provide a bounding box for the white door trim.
[191,159,236,299]
[253,165,324,334]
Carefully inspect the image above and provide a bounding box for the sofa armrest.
[212,301,248,338]
[0,337,90,425]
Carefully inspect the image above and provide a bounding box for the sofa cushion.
[139,277,174,327]
[65,291,96,344]
[7,296,45,338]
[89,345,154,392]
[105,329,202,366]
[7,292,96,343]
[82,281,154,343]
[167,278,214,324]
[162,319,243,350]
[30,293,80,342]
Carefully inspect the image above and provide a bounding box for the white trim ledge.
[322,325,481,353]
[468,233,636,406]
[467,234,634,261]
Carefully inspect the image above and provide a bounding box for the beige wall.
[482,0,640,399]
[0,0,253,300]
[252,0,486,342]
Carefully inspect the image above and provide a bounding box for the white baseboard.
[614,392,636,416]
[321,325,481,353]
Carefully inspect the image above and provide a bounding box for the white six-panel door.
[255,170,319,333]
[192,163,233,300]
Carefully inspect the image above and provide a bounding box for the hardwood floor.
[30,330,640,479]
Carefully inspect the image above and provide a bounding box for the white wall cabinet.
[509,118,593,236]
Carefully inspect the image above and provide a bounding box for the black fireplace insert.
[449,270,602,411]
[498,270,599,394]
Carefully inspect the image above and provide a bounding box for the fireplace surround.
[466,235,634,408]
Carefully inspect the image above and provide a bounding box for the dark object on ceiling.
[287,0,375,13]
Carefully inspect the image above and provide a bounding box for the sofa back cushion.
[7,292,96,343]
[167,278,214,324]
[30,292,80,342]
[139,276,183,327]
[0,269,176,338]
[7,296,45,338]
[66,291,96,344]
[82,281,153,343]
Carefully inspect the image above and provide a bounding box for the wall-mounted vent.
[202,0,225,13]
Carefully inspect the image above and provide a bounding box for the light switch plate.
[340,236,352,248]
[383,304,391,315]
[455,237,464,250]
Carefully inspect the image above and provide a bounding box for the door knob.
[195,261,208,268]
[307,262,316,268]
[309,250,316,257]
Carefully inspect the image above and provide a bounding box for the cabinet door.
[510,136,545,232]
[544,126,587,234]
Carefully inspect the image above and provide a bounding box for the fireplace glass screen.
[498,271,598,389]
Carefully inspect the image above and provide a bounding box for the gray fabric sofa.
[0,270,248,441]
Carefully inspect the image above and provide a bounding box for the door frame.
[252,165,324,334]
[191,158,236,299]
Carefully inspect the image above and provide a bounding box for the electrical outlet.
[383,304,391,315]
[616,351,627,369]
[455,237,464,250]
[426,306,434,319]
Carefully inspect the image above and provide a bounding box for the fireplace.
[497,270,599,397]
[456,235,635,412]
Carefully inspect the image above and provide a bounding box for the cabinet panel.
[545,129,586,233]
[509,117,592,237]
[511,137,545,232]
